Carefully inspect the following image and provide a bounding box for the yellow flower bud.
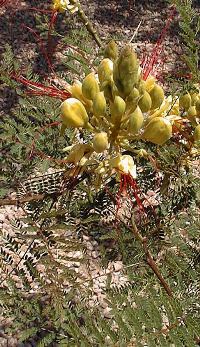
[110,154,136,178]
[93,92,107,118]
[98,58,113,85]
[82,73,99,100]
[191,93,199,105]
[179,93,191,110]
[127,87,140,102]
[187,106,197,117]
[61,98,89,129]
[117,46,139,81]
[113,46,139,96]
[125,88,140,113]
[128,106,144,134]
[93,132,109,153]
[101,80,114,100]
[193,124,200,142]
[110,96,126,124]
[195,99,200,115]
[149,84,165,110]
[138,91,152,113]
[70,80,92,111]
[142,117,172,145]
[144,76,156,93]
[104,40,118,61]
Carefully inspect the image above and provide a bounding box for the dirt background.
[0,0,199,116]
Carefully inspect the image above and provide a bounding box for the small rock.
[113,261,123,272]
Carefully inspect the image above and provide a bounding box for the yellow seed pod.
[149,84,165,110]
[179,93,191,110]
[144,76,156,93]
[104,40,118,61]
[187,106,197,117]
[128,106,144,134]
[82,73,99,100]
[110,96,126,124]
[193,124,200,142]
[61,98,89,129]
[138,91,152,113]
[93,132,109,153]
[93,91,107,118]
[98,58,113,85]
[142,117,172,145]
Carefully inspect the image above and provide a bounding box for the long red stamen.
[48,10,58,51]
[142,6,176,80]
[11,73,71,100]
[126,175,145,213]
[21,24,54,73]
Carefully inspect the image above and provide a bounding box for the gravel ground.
[0,1,200,346]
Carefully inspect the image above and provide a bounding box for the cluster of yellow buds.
[59,41,200,181]
[179,88,200,141]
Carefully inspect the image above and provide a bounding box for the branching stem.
[131,217,173,297]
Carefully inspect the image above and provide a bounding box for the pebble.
[113,261,123,272]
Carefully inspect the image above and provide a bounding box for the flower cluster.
[59,41,200,182]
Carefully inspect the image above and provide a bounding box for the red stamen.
[21,24,54,73]
[126,175,145,213]
[142,6,176,80]
[48,10,58,51]
[11,73,71,100]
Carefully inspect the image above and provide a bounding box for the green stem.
[70,0,102,47]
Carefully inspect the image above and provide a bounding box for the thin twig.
[70,0,102,47]
[131,216,173,297]
[129,21,142,43]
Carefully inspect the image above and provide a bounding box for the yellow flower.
[52,0,78,13]
[110,155,136,178]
